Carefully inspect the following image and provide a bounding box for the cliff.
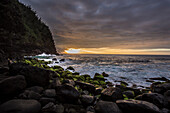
[0,0,57,65]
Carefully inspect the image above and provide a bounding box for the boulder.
[151,83,170,94]
[80,95,95,106]
[95,100,121,113]
[27,86,44,94]
[75,81,95,93]
[164,90,170,108]
[136,93,164,108]
[42,102,64,113]
[161,108,170,113]
[64,104,86,113]
[9,62,56,87]
[19,90,41,100]
[56,84,80,103]
[102,72,109,77]
[95,87,103,95]
[50,78,62,88]
[101,87,123,101]
[39,97,56,106]
[116,100,161,113]
[43,89,56,98]
[93,73,105,81]
[0,75,26,100]
[0,99,41,113]
[63,79,75,86]
[0,66,9,74]
[123,91,134,99]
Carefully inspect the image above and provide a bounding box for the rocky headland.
[0,0,170,113]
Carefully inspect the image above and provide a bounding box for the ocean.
[35,54,170,88]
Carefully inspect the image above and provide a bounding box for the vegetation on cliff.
[0,0,57,64]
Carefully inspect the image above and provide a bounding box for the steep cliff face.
[0,0,57,65]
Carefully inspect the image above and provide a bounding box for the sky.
[19,0,170,55]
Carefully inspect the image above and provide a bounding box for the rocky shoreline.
[0,58,170,113]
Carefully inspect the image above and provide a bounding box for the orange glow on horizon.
[63,48,170,55]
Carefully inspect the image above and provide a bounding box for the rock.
[63,79,75,86]
[44,89,56,98]
[9,62,56,87]
[64,104,86,113]
[39,97,56,106]
[102,72,109,77]
[95,100,121,113]
[50,78,62,88]
[123,91,134,99]
[164,90,170,108]
[60,59,65,62]
[75,81,95,93]
[136,93,164,108]
[93,73,105,81]
[81,95,95,106]
[101,87,123,102]
[149,77,169,81]
[66,66,75,71]
[42,102,64,113]
[0,75,26,100]
[86,106,95,112]
[151,83,170,94]
[0,66,9,74]
[116,100,161,113]
[56,84,80,103]
[95,87,103,95]
[0,99,41,113]
[27,86,44,94]
[161,108,170,113]
[19,90,41,100]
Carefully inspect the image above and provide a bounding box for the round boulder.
[0,99,41,113]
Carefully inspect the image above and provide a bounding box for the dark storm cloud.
[19,0,170,51]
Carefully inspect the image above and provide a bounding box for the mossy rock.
[66,66,75,71]
[93,73,105,81]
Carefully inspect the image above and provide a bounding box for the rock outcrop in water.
[0,0,57,65]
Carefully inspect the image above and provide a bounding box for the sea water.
[34,54,170,87]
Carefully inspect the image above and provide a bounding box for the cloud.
[19,0,170,53]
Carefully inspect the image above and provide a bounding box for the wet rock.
[93,73,105,81]
[0,75,26,100]
[123,91,134,99]
[39,97,56,106]
[60,59,65,62]
[95,87,103,95]
[116,99,161,113]
[164,90,170,108]
[102,72,109,77]
[0,99,41,113]
[149,77,169,81]
[75,81,96,93]
[151,83,170,94]
[161,108,170,113]
[27,86,44,94]
[86,106,95,112]
[50,78,62,88]
[9,62,56,87]
[95,100,121,113]
[42,102,64,113]
[0,66,9,74]
[44,89,56,98]
[63,79,75,86]
[56,84,80,103]
[81,95,95,106]
[136,93,164,108]
[66,66,75,71]
[64,104,86,113]
[19,90,41,100]
[101,87,123,102]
